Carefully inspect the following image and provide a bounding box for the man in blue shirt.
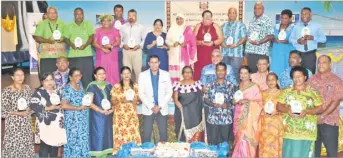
[221,7,247,82]
[290,7,327,74]
[280,50,313,88]
[204,62,236,145]
[200,49,237,90]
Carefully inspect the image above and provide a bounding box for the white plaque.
[264,100,274,114]
[226,36,234,45]
[156,36,164,47]
[17,97,28,111]
[53,30,61,40]
[278,30,287,41]
[125,89,135,101]
[74,37,83,48]
[290,100,302,114]
[179,35,185,44]
[50,93,60,105]
[101,36,110,45]
[114,20,122,30]
[250,31,259,41]
[128,38,136,48]
[204,33,212,42]
[82,93,94,106]
[301,27,310,37]
[234,90,244,102]
[214,93,225,105]
[101,99,111,110]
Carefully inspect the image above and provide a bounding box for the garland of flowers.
[97,14,114,23]
[316,52,343,63]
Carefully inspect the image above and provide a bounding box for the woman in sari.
[232,66,263,157]
[93,14,121,85]
[173,66,204,142]
[1,68,34,158]
[144,19,168,71]
[277,66,323,158]
[111,66,141,154]
[61,68,90,158]
[166,13,197,84]
[193,10,223,80]
[87,67,113,157]
[30,73,66,158]
[258,72,283,157]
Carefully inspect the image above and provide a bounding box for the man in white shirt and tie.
[120,9,146,82]
[138,55,173,143]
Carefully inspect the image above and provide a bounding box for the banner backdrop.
[27,13,44,74]
[167,1,242,30]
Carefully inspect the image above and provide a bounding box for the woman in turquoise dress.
[87,67,113,157]
[61,68,90,158]
[271,9,295,76]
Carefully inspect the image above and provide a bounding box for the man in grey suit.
[138,55,173,143]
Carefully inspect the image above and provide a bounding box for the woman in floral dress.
[30,72,66,157]
[259,72,283,157]
[111,66,141,154]
[277,66,323,157]
[61,68,90,158]
[1,68,35,158]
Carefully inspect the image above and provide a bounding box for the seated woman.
[277,66,323,158]
[173,66,204,142]
[30,72,66,157]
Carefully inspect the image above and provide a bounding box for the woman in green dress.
[277,66,323,157]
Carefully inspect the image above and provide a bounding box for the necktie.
[304,23,308,51]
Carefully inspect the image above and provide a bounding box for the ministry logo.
[199,2,209,12]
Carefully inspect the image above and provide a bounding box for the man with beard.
[120,9,146,82]
[64,7,95,87]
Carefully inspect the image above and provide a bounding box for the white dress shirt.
[120,22,146,48]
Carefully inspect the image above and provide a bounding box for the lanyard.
[48,22,58,33]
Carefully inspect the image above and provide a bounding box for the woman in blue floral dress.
[61,68,90,158]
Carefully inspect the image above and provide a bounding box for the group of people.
[1,1,342,158]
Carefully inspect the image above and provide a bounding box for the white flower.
[283,119,286,125]
[40,97,47,106]
[307,99,313,106]
[305,122,311,130]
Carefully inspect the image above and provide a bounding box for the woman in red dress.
[193,10,223,80]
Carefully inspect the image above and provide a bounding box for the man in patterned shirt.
[221,7,247,83]
[200,49,237,91]
[204,62,236,145]
[52,56,70,93]
[245,2,273,73]
[307,55,343,157]
[280,51,312,88]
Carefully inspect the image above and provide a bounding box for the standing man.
[290,7,327,74]
[113,4,127,73]
[245,2,273,73]
[34,6,66,74]
[279,51,313,88]
[307,55,343,157]
[221,7,246,82]
[204,62,236,145]
[64,7,95,87]
[200,49,237,87]
[53,56,70,93]
[120,9,146,82]
[138,55,173,143]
